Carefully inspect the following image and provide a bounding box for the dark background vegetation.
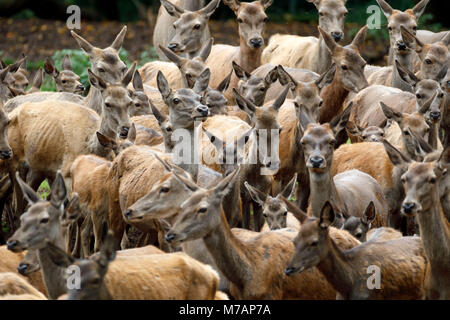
[0,0,446,91]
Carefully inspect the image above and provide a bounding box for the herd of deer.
[0,0,448,300]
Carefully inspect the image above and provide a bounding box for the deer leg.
[80,215,93,258]
[71,221,81,258]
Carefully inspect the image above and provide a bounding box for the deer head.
[307,0,348,43]
[234,61,278,106]
[245,173,297,230]
[44,55,84,94]
[224,0,273,49]
[3,55,29,93]
[342,201,376,242]
[71,26,128,83]
[162,0,220,56]
[345,122,385,143]
[319,25,369,92]
[128,70,152,117]
[0,106,13,160]
[202,71,232,115]
[150,101,175,152]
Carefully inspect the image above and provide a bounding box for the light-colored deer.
[44,55,84,95]
[401,148,450,300]
[285,202,428,299]
[153,0,219,60]
[262,0,348,74]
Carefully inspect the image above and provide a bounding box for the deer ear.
[98,232,117,269]
[401,26,423,53]
[318,26,338,55]
[272,86,290,111]
[279,195,308,223]
[418,92,437,115]
[380,101,403,124]
[233,88,256,116]
[201,0,220,18]
[436,65,448,83]
[244,182,267,207]
[199,38,214,62]
[277,65,298,88]
[319,202,335,229]
[44,58,58,78]
[264,66,278,86]
[71,30,95,54]
[330,102,353,135]
[296,102,314,131]
[438,146,450,168]
[132,70,144,91]
[50,172,67,208]
[96,131,116,149]
[88,69,107,91]
[32,68,44,90]
[127,123,137,144]
[122,62,137,87]
[316,63,336,90]
[412,0,430,19]
[383,140,411,169]
[217,71,232,94]
[203,128,224,150]
[150,100,166,125]
[110,26,127,51]
[232,61,251,80]
[157,71,171,100]
[61,54,73,71]
[260,0,274,10]
[193,68,211,94]
[376,0,393,18]
[345,121,362,137]
[441,31,450,47]
[161,0,185,17]
[350,25,368,52]
[395,59,419,87]
[280,173,297,199]
[172,170,199,192]
[46,241,75,268]
[64,193,81,222]
[215,167,241,199]
[223,0,241,12]
[15,172,40,205]
[159,45,183,66]
[361,201,376,225]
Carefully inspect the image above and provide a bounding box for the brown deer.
[128,70,152,117]
[0,106,13,161]
[376,0,430,66]
[263,0,347,74]
[206,0,274,102]
[6,64,136,194]
[166,168,361,299]
[153,0,219,60]
[139,38,213,89]
[285,202,428,299]
[299,117,389,228]
[401,150,450,300]
[44,55,84,95]
[1,55,28,95]
[27,68,44,94]
[345,122,385,143]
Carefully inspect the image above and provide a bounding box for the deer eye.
[40,217,49,224]
[401,177,406,184]
[283,211,288,216]
[429,177,436,184]
[166,127,173,132]
[193,24,201,30]
[341,65,348,70]
[98,68,105,73]
[355,232,362,238]
[237,18,243,24]
[311,240,318,246]
[62,80,66,84]
[160,187,169,193]
[425,59,432,65]
[173,98,180,104]
[260,87,266,92]
[404,130,410,136]
[105,102,112,108]
[263,17,269,23]
[388,26,393,31]
[135,103,141,108]
[318,100,323,107]
[263,213,268,218]
[412,26,417,31]
[198,208,207,213]
[416,94,422,99]
[439,93,444,98]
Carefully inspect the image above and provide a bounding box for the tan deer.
[44,55,84,95]
[4,27,128,115]
[27,68,44,94]
[139,38,213,89]
[153,0,220,60]
[5,64,136,194]
[263,0,347,74]
[205,0,274,102]
[128,70,152,117]
[376,0,430,66]
[401,150,450,300]
[285,202,428,299]
[2,55,28,95]
[166,168,361,299]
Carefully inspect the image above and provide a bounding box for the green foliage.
[38,180,50,200]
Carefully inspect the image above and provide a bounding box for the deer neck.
[37,225,67,300]
[316,35,333,74]
[172,121,201,181]
[391,54,415,92]
[84,86,103,115]
[429,121,440,150]
[237,37,262,75]
[416,189,450,266]
[319,74,349,123]
[317,235,356,299]
[203,208,253,291]
[308,169,343,218]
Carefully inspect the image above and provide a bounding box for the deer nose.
[165,233,176,243]
[331,31,343,42]
[119,126,130,139]
[397,41,407,50]
[197,105,209,117]
[310,156,324,168]
[6,240,18,251]
[168,43,179,51]
[402,202,415,214]
[0,149,13,160]
[17,263,29,275]
[430,111,441,120]
[250,38,263,48]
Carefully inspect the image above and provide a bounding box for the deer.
[0,272,46,300]
[345,122,385,143]
[128,70,152,117]
[205,0,274,103]
[3,27,129,115]
[376,0,430,67]
[343,201,402,242]
[140,38,213,89]
[262,0,347,74]
[165,167,362,299]
[244,173,301,231]
[317,25,369,123]
[1,55,28,95]
[299,116,389,229]
[401,149,450,300]
[285,202,428,300]
[0,65,24,104]
[5,64,136,196]
[27,68,44,94]
[43,55,85,95]
[153,0,220,60]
